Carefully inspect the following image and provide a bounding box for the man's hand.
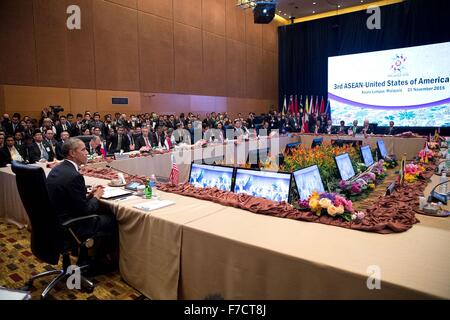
[88,185,105,199]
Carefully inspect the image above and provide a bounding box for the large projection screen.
[328,41,450,127]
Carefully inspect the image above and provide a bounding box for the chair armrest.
[61,214,100,228]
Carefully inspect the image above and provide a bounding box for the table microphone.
[105,164,141,180]
[428,180,448,205]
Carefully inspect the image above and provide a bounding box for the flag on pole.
[293,95,299,114]
[169,154,179,185]
[298,95,303,114]
[282,95,287,116]
[315,96,320,116]
[310,96,314,114]
[99,141,107,159]
[325,99,331,120]
[288,95,294,114]
[319,96,325,114]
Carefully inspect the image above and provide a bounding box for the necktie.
[63,124,67,131]
[39,143,48,160]
[144,137,149,147]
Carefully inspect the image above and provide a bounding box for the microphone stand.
[428,180,449,204]
[105,164,145,182]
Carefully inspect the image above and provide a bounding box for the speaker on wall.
[253,2,276,24]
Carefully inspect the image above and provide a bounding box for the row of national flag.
[281,95,330,118]
[281,95,331,133]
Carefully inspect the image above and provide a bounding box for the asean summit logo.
[390,53,407,75]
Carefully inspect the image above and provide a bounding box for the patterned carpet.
[0,220,146,300]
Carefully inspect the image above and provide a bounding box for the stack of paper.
[133,200,176,212]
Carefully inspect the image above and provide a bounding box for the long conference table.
[2,135,448,300]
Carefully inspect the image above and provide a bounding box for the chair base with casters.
[22,252,94,300]
[22,214,103,299]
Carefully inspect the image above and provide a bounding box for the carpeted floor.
[0,220,146,300]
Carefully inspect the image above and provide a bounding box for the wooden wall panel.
[226,39,246,98]
[66,0,96,89]
[262,21,278,53]
[105,0,137,9]
[202,0,225,36]
[69,88,97,115]
[139,13,174,93]
[202,32,226,97]
[174,23,203,94]
[141,92,191,115]
[225,0,245,43]
[96,89,141,113]
[137,0,173,20]
[173,0,201,29]
[3,85,71,115]
[0,86,5,116]
[246,45,263,99]
[0,0,38,86]
[93,0,140,91]
[263,50,276,100]
[33,0,69,87]
[245,9,262,48]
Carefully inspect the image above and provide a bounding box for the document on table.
[133,200,176,212]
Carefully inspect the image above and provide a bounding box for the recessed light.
[312,10,315,14]
[313,2,316,4]
[338,4,341,8]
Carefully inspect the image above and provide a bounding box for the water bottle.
[439,168,448,195]
[144,179,152,199]
[149,174,158,199]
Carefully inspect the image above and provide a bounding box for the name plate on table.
[114,153,130,160]
[133,200,176,212]
[385,182,396,196]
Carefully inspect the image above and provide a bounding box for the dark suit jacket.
[27,141,55,163]
[108,134,130,153]
[55,141,64,160]
[151,132,165,148]
[47,160,99,224]
[135,134,153,150]
[385,127,396,135]
[0,147,11,167]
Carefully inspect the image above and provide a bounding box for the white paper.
[133,200,176,212]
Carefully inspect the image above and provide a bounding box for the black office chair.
[11,161,99,299]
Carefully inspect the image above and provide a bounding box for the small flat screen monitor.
[335,153,356,181]
[361,145,374,167]
[189,163,234,191]
[293,165,325,200]
[377,140,388,159]
[233,168,291,202]
[311,138,323,148]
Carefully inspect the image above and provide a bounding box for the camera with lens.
[50,105,64,114]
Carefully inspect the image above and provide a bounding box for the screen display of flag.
[233,169,291,202]
[189,163,234,191]
[335,153,356,181]
[293,165,325,200]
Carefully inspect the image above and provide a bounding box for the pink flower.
[334,195,346,206]
[344,200,354,212]
[356,211,365,220]
[350,183,361,194]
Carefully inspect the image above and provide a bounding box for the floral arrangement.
[335,161,387,199]
[404,163,426,183]
[282,143,360,185]
[298,192,365,222]
[417,148,434,163]
[427,141,439,150]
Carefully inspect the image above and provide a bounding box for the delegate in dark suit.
[27,141,55,163]
[108,134,130,153]
[46,160,117,251]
